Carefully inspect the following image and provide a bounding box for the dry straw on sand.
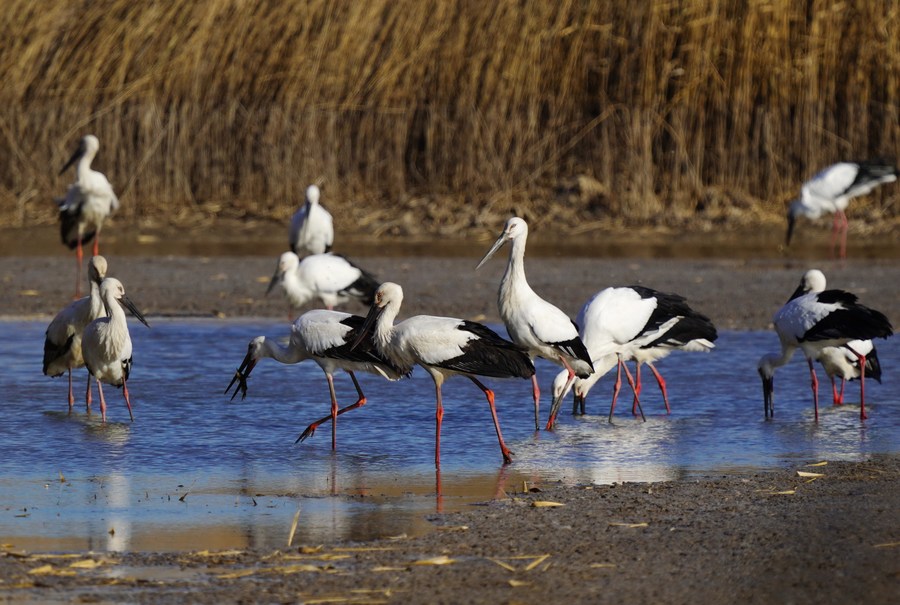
[0,1,897,234]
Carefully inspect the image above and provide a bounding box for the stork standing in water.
[476,217,593,431]
[43,255,109,411]
[352,282,534,467]
[817,340,882,406]
[548,285,717,424]
[81,278,150,422]
[290,184,334,256]
[266,251,379,313]
[225,309,407,449]
[786,161,898,259]
[757,269,892,421]
[56,135,120,297]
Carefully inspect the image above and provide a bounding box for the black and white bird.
[786,161,898,259]
[548,285,717,424]
[266,251,379,311]
[757,269,892,421]
[289,184,334,256]
[476,217,593,431]
[352,282,534,467]
[226,309,407,449]
[56,135,120,297]
[43,255,109,411]
[818,340,882,406]
[82,277,150,422]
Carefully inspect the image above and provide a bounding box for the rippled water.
[1,319,897,552]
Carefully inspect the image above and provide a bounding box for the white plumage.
[757,269,892,421]
[289,184,334,256]
[266,251,379,311]
[817,340,881,406]
[548,285,717,424]
[353,282,534,467]
[476,217,593,430]
[43,255,109,411]
[82,277,150,422]
[786,161,898,258]
[57,135,120,297]
[226,309,407,449]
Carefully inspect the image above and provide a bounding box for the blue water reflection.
[0,320,896,551]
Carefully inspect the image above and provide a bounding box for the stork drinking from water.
[476,217,593,430]
[290,184,334,256]
[225,309,407,449]
[56,135,120,297]
[81,277,150,422]
[548,285,717,424]
[786,161,898,259]
[266,251,379,312]
[352,282,534,467]
[757,269,892,421]
[43,255,109,411]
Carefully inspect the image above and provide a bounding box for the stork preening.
[548,286,717,424]
[290,184,334,256]
[818,340,882,406]
[757,270,892,421]
[56,135,120,297]
[81,278,150,422]
[266,251,379,312]
[786,161,898,259]
[352,282,534,467]
[476,217,593,431]
[43,255,109,411]
[225,309,407,449]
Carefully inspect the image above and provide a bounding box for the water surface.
[1,320,897,552]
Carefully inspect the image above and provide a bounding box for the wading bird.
[786,161,898,259]
[476,217,593,430]
[818,340,882,406]
[290,184,334,256]
[757,270,892,421]
[43,255,108,411]
[56,135,120,297]
[226,309,407,449]
[352,282,534,467]
[548,285,717,424]
[82,278,150,422]
[266,251,379,312]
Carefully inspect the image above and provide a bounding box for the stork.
[757,270,892,421]
[548,285,717,424]
[786,161,898,259]
[290,184,334,256]
[81,278,151,422]
[56,135,120,297]
[476,217,593,431]
[352,282,534,467]
[43,255,109,411]
[225,309,407,449]
[818,340,882,406]
[266,251,379,312]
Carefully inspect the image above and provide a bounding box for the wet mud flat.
[1,457,897,604]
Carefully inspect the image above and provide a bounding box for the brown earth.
[1,457,897,604]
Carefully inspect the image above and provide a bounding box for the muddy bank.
[1,457,897,604]
[2,255,899,331]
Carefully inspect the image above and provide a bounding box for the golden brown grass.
[0,0,897,236]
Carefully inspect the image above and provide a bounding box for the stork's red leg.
[295,373,368,444]
[807,359,819,421]
[470,376,513,464]
[122,378,135,422]
[67,369,74,412]
[530,374,540,431]
[621,363,646,422]
[434,381,444,468]
[647,363,670,413]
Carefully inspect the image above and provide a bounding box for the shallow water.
[1,320,897,552]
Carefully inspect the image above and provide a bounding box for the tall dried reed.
[0,0,897,232]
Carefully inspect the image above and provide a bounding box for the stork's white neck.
[260,337,309,365]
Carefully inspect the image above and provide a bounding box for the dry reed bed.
[0,0,898,235]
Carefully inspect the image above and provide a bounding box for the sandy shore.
[1,247,898,603]
[1,457,897,604]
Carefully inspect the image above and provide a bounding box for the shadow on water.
[1,321,897,552]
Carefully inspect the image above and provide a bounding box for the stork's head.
[476,217,529,270]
